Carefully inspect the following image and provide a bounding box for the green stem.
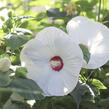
[103,0,104,17]
[103,0,104,11]
[86,71,94,81]
[80,72,87,83]
[98,0,102,22]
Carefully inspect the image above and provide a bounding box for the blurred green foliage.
[0,0,109,109]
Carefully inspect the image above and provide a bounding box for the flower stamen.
[50,56,63,71]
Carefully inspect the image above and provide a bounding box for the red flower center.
[50,56,63,71]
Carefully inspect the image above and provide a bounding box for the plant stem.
[103,0,105,18]
[98,0,102,22]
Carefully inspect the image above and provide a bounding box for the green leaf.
[8,11,13,18]
[70,80,95,109]
[0,71,11,87]
[103,15,109,28]
[0,54,9,59]
[10,92,24,102]
[0,16,5,21]
[3,100,31,109]
[32,96,76,109]
[5,34,30,51]
[15,67,28,78]
[105,60,109,66]
[0,77,44,100]
[91,79,107,89]
[0,91,12,105]
[98,97,109,108]
[79,44,91,64]
[3,93,31,109]
[2,24,10,33]
[35,13,46,21]
[32,97,52,109]
[3,18,14,31]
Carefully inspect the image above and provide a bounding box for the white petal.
[53,31,83,59]
[21,38,53,62]
[61,71,78,94]
[35,27,71,56]
[47,70,79,96]
[26,62,52,95]
[53,32,83,76]
[20,38,52,94]
[67,16,109,69]
[47,73,65,96]
[67,16,99,45]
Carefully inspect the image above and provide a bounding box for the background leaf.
[5,34,30,51]
[79,44,91,64]
[91,79,107,90]
[70,80,95,109]
[0,71,11,87]
[0,77,44,100]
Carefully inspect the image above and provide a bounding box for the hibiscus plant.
[0,0,109,109]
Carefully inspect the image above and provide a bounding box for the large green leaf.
[0,77,44,100]
[70,80,95,109]
[5,34,30,51]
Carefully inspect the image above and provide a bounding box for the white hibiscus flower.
[67,16,109,69]
[0,58,11,72]
[20,27,83,96]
